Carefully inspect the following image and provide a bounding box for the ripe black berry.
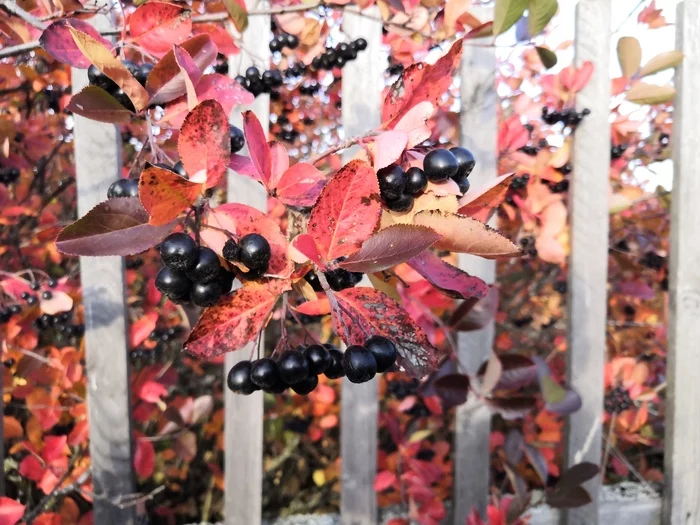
[107,178,139,199]
[291,375,318,395]
[9,305,21,314]
[245,66,260,80]
[277,350,309,384]
[186,247,222,284]
[336,42,350,57]
[304,272,323,292]
[155,266,192,297]
[378,165,406,200]
[230,125,245,153]
[173,161,187,177]
[250,358,280,389]
[304,344,332,375]
[112,89,135,112]
[135,63,153,86]
[353,38,368,51]
[284,34,299,49]
[26,296,37,306]
[385,193,414,212]
[450,147,476,179]
[190,281,222,307]
[227,361,258,395]
[41,291,53,300]
[222,239,240,261]
[325,269,362,291]
[455,176,470,195]
[238,233,271,272]
[30,282,41,291]
[423,149,459,182]
[343,346,377,384]
[405,167,427,195]
[160,233,198,271]
[269,38,283,53]
[263,376,288,394]
[219,269,235,293]
[87,65,117,92]
[364,336,397,373]
[324,346,345,379]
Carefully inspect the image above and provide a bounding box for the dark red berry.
[277,349,309,385]
[156,266,191,297]
[190,281,222,307]
[423,149,459,182]
[239,233,271,271]
[250,358,280,389]
[324,346,345,379]
[186,247,222,284]
[405,167,428,195]
[304,344,332,375]
[230,125,245,153]
[227,361,258,395]
[364,335,397,373]
[343,346,377,383]
[385,193,414,212]
[160,233,198,271]
[378,165,406,200]
[450,147,476,179]
[291,375,318,395]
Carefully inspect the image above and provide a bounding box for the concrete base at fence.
[186,482,662,525]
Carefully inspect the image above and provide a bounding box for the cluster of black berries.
[378,147,475,212]
[87,60,153,111]
[155,233,235,307]
[130,326,184,366]
[213,54,229,75]
[604,386,633,414]
[34,311,83,336]
[387,378,420,399]
[222,234,271,279]
[548,179,569,194]
[510,173,530,190]
[311,39,368,71]
[518,145,539,156]
[299,82,321,96]
[227,336,398,395]
[0,167,19,186]
[305,269,363,292]
[611,144,627,160]
[235,66,284,98]
[541,107,591,127]
[283,63,307,78]
[269,33,300,53]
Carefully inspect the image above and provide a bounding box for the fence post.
[665,1,700,523]
[563,1,611,524]
[453,10,498,522]
[224,13,271,525]
[340,7,383,525]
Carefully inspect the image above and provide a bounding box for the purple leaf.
[56,197,175,256]
[339,225,441,273]
[407,251,489,300]
[484,396,537,420]
[504,429,525,465]
[449,285,499,330]
[433,373,470,408]
[557,462,600,491]
[419,357,458,397]
[546,486,592,509]
[40,19,113,69]
[67,86,134,123]
[478,354,537,390]
[524,444,548,485]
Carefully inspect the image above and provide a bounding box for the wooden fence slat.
[71,68,138,525]
[563,1,611,524]
[224,13,270,525]
[453,18,498,523]
[340,8,383,525]
[664,1,700,523]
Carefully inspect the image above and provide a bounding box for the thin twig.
[23,450,82,523]
[1,0,48,30]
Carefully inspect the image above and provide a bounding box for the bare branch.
[1,0,48,30]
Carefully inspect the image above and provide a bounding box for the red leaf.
[243,110,271,185]
[134,437,155,478]
[339,224,441,273]
[374,470,397,492]
[138,165,203,225]
[275,162,326,207]
[406,251,489,299]
[308,160,381,262]
[173,44,201,109]
[139,380,168,404]
[289,234,325,268]
[146,34,217,106]
[369,130,408,170]
[392,100,433,147]
[193,24,239,56]
[39,19,112,69]
[560,61,594,93]
[457,173,515,222]
[333,287,439,377]
[56,197,176,256]
[129,313,158,347]
[229,153,258,179]
[19,455,44,482]
[295,297,331,316]
[382,38,463,127]
[178,100,230,188]
[201,203,293,278]
[129,2,192,57]
[269,142,290,187]
[184,280,290,358]
[0,497,25,525]
[66,86,134,123]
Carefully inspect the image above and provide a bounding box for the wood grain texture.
[71,69,138,525]
[664,2,700,524]
[563,1,611,524]
[340,8,383,525]
[453,11,497,522]
[223,12,270,525]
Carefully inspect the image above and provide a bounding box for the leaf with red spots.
[138,165,203,225]
[274,162,326,207]
[382,38,463,127]
[0,497,25,525]
[413,210,522,258]
[39,18,112,69]
[184,280,290,358]
[243,110,271,185]
[201,203,293,278]
[146,34,217,106]
[56,197,176,256]
[339,224,441,273]
[457,173,515,222]
[307,160,381,262]
[333,287,439,377]
[407,251,489,300]
[178,100,230,188]
[129,2,192,58]
[66,86,134,123]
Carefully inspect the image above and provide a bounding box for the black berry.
[291,375,318,395]
[284,34,299,49]
[364,335,397,373]
[87,65,117,92]
[277,350,309,385]
[304,344,332,375]
[378,165,406,200]
[269,38,283,53]
[405,167,428,195]
[245,66,260,80]
[190,281,222,307]
[230,125,245,153]
[353,38,368,51]
[186,247,222,284]
[41,291,53,300]
[324,346,345,379]
[343,346,377,384]
[455,176,470,194]
[227,361,258,395]
[385,193,414,212]
[173,161,187,177]
[107,178,139,199]
[160,233,198,271]
[112,89,135,112]
[250,358,280,389]
[238,233,271,272]
[449,147,476,179]
[135,63,153,86]
[325,269,362,291]
[423,149,459,182]
[155,266,192,297]
[219,269,235,293]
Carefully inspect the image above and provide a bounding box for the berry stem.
[287,303,323,345]
[309,129,380,166]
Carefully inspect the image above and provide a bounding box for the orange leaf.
[138,165,202,225]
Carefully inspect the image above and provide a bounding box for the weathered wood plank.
[664,2,700,524]
[339,8,383,525]
[563,1,611,524]
[223,13,270,525]
[453,13,498,522]
[71,70,138,525]
[530,491,661,525]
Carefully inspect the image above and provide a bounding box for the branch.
[310,129,380,165]
[22,450,82,524]
[1,1,47,30]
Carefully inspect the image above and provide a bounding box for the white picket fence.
[19,0,700,523]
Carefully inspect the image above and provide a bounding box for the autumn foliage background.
[0,0,679,523]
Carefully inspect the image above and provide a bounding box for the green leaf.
[617,36,642,78]
[528,0,558,36]
[639,50,683,77]
[626,82,676,105]
[493,0,528,36]
[223,0,248,32]
[536,46,557,68]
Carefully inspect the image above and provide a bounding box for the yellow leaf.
[617,36,641,78]
[639,50,683,78]
[408,429,433,443]
[223,0,248,32]
[626,82,676,105]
